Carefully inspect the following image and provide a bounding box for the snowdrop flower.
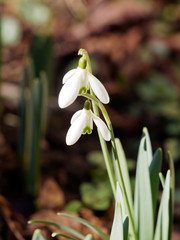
[58,57,109,108]
[66,100,111,145]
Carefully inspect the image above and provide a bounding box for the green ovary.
[79,87,87,94]
[82,126,92,134]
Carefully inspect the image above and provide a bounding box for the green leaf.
[80,182,111,210]
[167,151,175,212]
[114,138,133,213]
[110,201,123,240]
[134,131,153,240]
[57,213,109,240]
[154,171,171,240]
[123,216,129,240]
[32,229,46,240]
[39,71,49,137]
[159,172,165,187]
[52,233,78,240]
[29,220,85,240]
[65,200,83,212]
[142,127,153,165]
[112,139,134,240]
[149,148,162,218]
[110,183,128,240]
[167,151,175,238]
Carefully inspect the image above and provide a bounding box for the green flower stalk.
[54,48,174,240]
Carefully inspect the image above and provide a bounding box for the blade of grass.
[154,170,171,240]
[39,71,48,136]
[58,213,109,240]
[143,127,153,165]
[123,216,129,240]
[114,138,133,214]
[110,201,123,240]
[134,131,153,240]
[167,151,175,239]
[149,148,162,218]
[52,233,78,240]
[28,220,85,239]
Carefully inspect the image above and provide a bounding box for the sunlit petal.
[83,109,93,130]
[66,114,85,145]
[58,74,80,108]
[70,110,83,124]
[92,114,111,141]
[87,72,110,104]
[62,69,76,84]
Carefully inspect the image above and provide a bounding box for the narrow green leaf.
[110,201,123,240]
[134,132,153,240]
[32,229,46,240]
[149,148,162,218]
[112,139,134,240]
[167,151,175,214]
[167,151,175,239]
[154,171,171,240]
[57,213,109,240]
[142,127,153,165]
[39,71,48,136]
[28,220,85,240]
[52,232,78,240]
[110,182,126,240]
[123,216,129,240]
[27,78,41,195]
[114,138,133,213]
[159,172,165,188]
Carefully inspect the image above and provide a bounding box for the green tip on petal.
[82,126,92,134]
[79,87,87,94]
[79,57,87,69]
[84,100,91,110]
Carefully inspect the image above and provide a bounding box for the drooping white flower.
[66,100,111,145]
[58,57,109,108]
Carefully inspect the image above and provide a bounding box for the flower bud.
[78,57,87,69]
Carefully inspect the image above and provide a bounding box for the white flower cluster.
[58,56,111,145]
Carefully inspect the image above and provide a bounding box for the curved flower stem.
[79,48,137,240]
[82,92,137,240]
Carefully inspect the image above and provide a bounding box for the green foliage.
[154,171,171,240]
[134,128,154,240]
[65,200,83,213]
[29,50,174,240]
[19,60,49,195]
[80,181,112,210]
[79,151,112,211]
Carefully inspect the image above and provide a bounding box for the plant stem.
[80,49,137,240]
[79,49,116,198]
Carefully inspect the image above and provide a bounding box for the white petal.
[70,110,83,124]
[92,114,111,141]
[83,109,93,130]
[62,69,76,84]
[58,73,80,108]
[87,72,110,104]
[66,114,85,145]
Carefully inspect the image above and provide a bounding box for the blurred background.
[0,0,180,239]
